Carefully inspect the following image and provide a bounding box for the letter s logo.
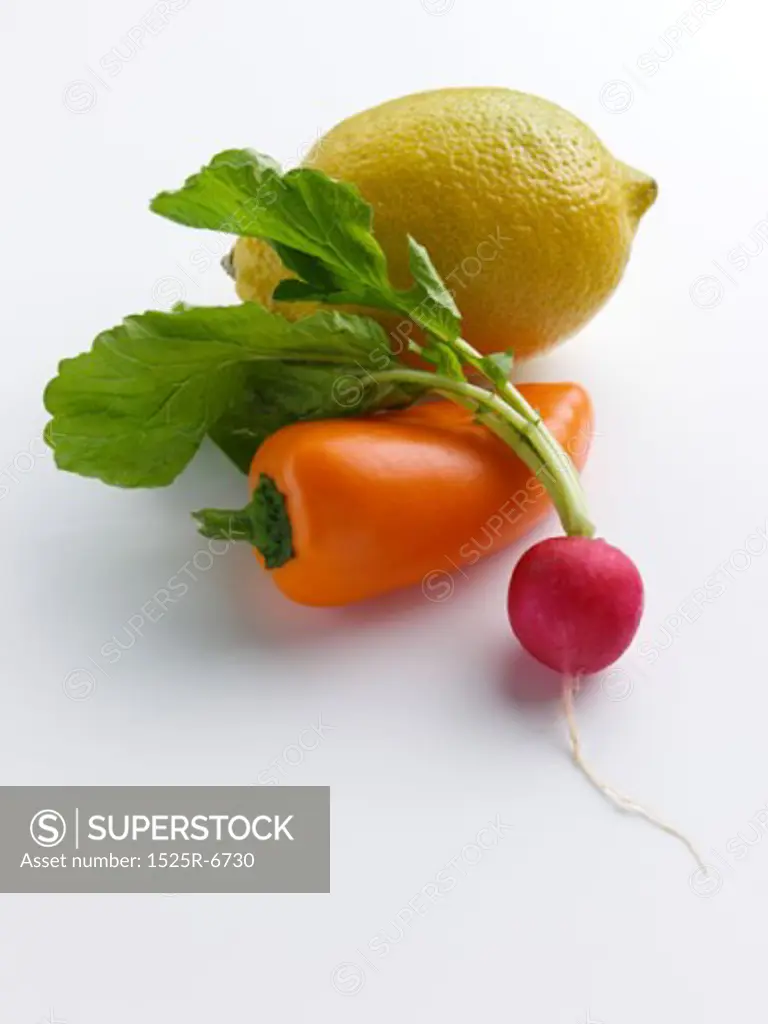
[30,809,67,847]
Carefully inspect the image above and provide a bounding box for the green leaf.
[44,302,397,488]
[151,149,390,294]
[419,341,465,381]
[152,150,462,341]
[270,244,337,292]
[194,473,294,568]
[208,360,421,474]
[479,350,515,390]
[398,237,461,342]
[271,279,367,307]
[149,149,281,235]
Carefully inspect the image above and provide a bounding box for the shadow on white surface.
[499,646,566,704]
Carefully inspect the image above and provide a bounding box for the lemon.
[233,88,656,359]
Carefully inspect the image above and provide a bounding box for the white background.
[2,0,767,1020]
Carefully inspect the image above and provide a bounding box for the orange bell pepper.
[238,382,593,606]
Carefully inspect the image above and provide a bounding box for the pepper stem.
[193,473,295,567]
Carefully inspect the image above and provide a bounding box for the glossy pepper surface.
[247,382,593,606]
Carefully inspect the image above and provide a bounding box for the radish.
[508,535,706,870]
[507,536,644,674]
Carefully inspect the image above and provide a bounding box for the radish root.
[562,676,705,872]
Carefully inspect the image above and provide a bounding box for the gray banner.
[0,787,330,893]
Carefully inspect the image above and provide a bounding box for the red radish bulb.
[507,537,644,675]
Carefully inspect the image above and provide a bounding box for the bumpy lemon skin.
[234,88,657,359]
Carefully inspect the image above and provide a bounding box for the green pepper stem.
[373,366,595,538]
